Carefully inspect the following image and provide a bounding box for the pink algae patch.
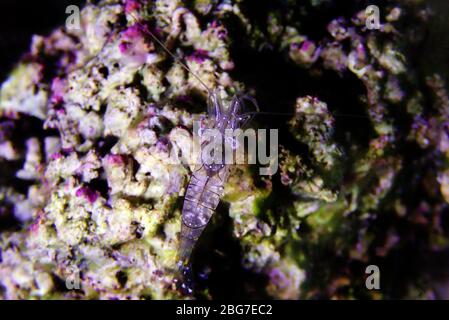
[76,187,99,204]
[125,0,142,14]
[107,154,126,165]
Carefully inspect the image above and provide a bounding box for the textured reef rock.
[1,0,449,299]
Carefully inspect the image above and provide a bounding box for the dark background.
[0,0,86,82]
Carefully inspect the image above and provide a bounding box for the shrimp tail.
[177,225,201,295]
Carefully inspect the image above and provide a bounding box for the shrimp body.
[178,90,258,268]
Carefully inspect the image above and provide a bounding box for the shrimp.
[178,90,258,269]
[124,14,259,271]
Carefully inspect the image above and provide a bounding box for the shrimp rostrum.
[178,89,259,270]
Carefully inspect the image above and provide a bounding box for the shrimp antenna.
[245,111,370,119]
[127,13,212,94]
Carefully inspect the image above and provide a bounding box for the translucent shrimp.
[175,90,258,294]
[124,14,259,271]
[178,90,259,269]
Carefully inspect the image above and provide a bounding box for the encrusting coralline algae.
[1,0,449,299]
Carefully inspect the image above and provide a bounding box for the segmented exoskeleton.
[179,90,259,269]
